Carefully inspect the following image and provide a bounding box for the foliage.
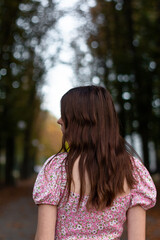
[35,111,62,164]
[71,0,160,172]
[0,0,61,184]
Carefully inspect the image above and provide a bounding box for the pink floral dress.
[33,153,157,240]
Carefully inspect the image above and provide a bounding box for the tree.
[0,0,61,184]
[71,0,160,172]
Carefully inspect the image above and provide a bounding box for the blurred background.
[0,0,159,239]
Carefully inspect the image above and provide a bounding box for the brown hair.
[60,86,136,210]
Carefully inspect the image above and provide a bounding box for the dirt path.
[0,178,159,240]
[0,178,37,240]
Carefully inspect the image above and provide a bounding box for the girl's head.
[59,85,120,153]
[57,85,136,210]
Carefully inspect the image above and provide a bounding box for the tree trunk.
[140,128,150,170]
[155,140,160,173]
[5,136,15,185]
[21,126,32,179]
[123,0,151,168]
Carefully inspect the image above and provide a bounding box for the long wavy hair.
[60,86,137,210]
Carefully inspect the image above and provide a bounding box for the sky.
[41,0,97,118]
[41,64,74,119]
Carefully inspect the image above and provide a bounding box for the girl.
[33,86,156,240]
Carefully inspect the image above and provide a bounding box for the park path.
[0,178,37,240]
[0,177,159,240]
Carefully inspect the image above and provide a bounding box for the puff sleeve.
[129,157,157,210]
[33,153,67,205]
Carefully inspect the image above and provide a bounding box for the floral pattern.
[33,153,157,240]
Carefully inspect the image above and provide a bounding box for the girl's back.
[71,157,131,198]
